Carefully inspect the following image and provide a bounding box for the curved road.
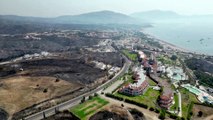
[23,56,131,120]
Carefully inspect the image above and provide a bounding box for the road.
[103,78,124,93]
[177,90,182,117]
[23,56,131,120]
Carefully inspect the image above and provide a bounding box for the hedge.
[105,93,124,101]
[124,99,148,109]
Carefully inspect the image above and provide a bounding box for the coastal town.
[0,27,213,120]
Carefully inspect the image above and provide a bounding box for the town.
[0,27,212,120]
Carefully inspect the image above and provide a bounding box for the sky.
[0,0,213,17]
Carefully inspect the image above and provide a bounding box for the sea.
[144,19,213,56]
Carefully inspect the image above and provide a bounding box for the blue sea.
[145,19,213,55]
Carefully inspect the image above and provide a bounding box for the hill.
[0,10,142,25]
[55,10,142,24]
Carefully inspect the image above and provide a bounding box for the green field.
[115,88,160,108]
[122,50,138,61]
[170,93,179,111]
[70,97,109,120]
[179,88,199,119]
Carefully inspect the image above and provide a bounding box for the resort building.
[119,66,149,96]
[166,66,188,83]
[182,84,213,104]
[159,89,174,109]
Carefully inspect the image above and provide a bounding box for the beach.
[141,30,192,53]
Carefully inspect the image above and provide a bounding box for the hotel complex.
[119,66,149,96]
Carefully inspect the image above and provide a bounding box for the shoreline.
[141,29,212,56]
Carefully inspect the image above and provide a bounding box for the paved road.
[103,78,124,93]
[177,90,182,117]
[23,56,131,120]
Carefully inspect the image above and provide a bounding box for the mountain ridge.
[0,10,142,25]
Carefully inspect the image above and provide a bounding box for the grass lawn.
[179,88,199,119]
[147,78,157,86]
[115,88,160,108]
[70,96,109,120]
[122,50,138,61]
[170,93,179,111]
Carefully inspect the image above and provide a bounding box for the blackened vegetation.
[0,65,16,77]
[90,52,123,67]
[0,34,100,61]
[0,108,8,120]
[129,108,146,120]
[1,58,106,84]
[185,58,213,87]
[89,110,128,120]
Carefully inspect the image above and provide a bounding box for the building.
[119,67,149,96]
[159,89,174,109]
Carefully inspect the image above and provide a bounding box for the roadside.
[100,94,160,120]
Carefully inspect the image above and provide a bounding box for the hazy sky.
[0,0,213,17]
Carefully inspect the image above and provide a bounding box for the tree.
[121,104,124,107]
[171,55,178,67]
[159,109,166,120]
[88,95,93,100]
[171,55,178,61]
[43,88,48,93]
[81,96,85,103]
[94,93,98,96]
[55,78,60,82]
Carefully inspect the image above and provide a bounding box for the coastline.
[140,29,213,56]
[141,30,191,52]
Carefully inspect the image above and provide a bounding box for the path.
[100,94,160,120]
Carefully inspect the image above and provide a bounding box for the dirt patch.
[192,104,213,119]
[89,105,131,120]
[0,76,81,116]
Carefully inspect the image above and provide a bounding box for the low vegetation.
[70,96,109,120]
[124,99,148,109]
[105,93,124,101]
[170,93,179,111]
[185,58,213,87]
[114,88,160,108]
[179,88,199,119]
[122,50,138,61]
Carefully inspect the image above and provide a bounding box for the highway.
[23,56,131,120]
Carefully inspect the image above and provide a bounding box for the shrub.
[81,96,85,103]
[154,109,160,113]
[197,111,203,117]
[43,88,48,93]
[55,78,60,82]
[149,107,154,111]
[88,95,93,100]
[94,93,98,96]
